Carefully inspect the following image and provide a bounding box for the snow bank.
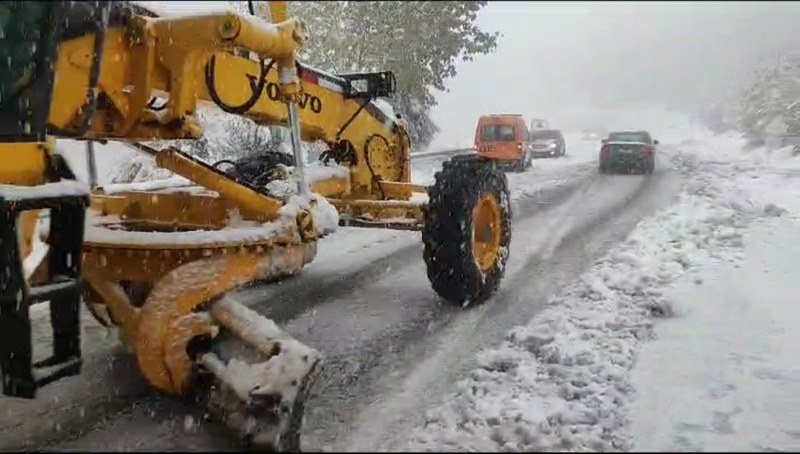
[405,137,782,452]
[630,218,800,452]
[625,131,800,451]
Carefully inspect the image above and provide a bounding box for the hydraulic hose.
[203,0,272,115]
[204,56,274,115]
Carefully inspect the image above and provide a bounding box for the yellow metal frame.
[49,8,413,202]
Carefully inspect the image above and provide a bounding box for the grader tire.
[422,155,512,306]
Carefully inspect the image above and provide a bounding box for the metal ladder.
[0,187,88,398]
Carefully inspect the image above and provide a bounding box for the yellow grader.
[0,0,511,450]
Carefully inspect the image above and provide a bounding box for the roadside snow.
[629,218,800,452]
[628,139,800,452]
[405,133,792,452]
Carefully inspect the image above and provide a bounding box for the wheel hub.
[472,193,502,272]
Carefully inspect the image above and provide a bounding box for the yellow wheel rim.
[472,193,502,272]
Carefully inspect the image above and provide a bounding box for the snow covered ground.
[630,216,800,452]
[403,132,800,452]
[629,140,800,452]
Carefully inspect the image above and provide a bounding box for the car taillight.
[643,145,654,155]
[601,144,611,154]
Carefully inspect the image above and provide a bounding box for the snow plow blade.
[200,297,323,451]
[83,240,325,451]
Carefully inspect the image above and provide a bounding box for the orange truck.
[474,114,533,172]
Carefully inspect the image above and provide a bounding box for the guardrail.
[409,147,474,161]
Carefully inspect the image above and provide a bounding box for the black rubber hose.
[204,1,272,114]
[48,1,108,138]
[336,99,370,141]
[204,55,273,115]
[146,96,168,111]
[212,159,238,170]
[364,134,389,199]
[77,1,109,135]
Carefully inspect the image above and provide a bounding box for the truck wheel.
[422,156,512,306]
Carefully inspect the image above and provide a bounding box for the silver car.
[529,129,566,158]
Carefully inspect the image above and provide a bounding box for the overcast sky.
[147,1,800,148]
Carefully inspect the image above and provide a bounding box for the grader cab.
[0,1,512,450]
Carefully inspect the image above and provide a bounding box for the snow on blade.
[209,297,321,406]
[279,193,339,236]
[405,137,781,452]
[85,213,297,247]
[0,180,89,200]
[101,177,197,195]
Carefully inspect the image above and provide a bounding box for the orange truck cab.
[474,114,532,172]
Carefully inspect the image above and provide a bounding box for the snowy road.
[401,135,800,452]
[2,136,689,451]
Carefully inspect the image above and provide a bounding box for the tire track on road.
[338,160,680,451]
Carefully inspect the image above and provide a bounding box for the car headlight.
[548,143,556,148]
